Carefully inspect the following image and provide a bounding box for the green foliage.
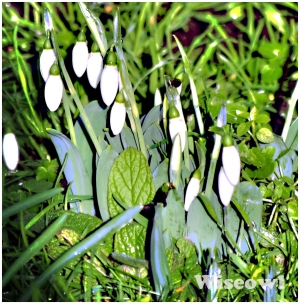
[2,2,298,302]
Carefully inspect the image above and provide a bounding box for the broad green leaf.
[261,134,293,178]
[261,65,283,83]
[36,159,59,183]
[108,147,155,218]
[163,189,185,239]
[114,222,146,259]
[96,145,119,222]
[258,41,289,60]
[48,129,95,215]
[74,101,108,179]
[152,158,169,190]
[255,113,271,123]
[256,128,274,143]
[229,182,263,253]
[22,179,53,193]
[237,121,251,137]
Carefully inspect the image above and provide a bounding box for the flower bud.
[168,105,186,152]
[45,63,63,112]
[40,38,56,82]
[222,134,241,186]
[218,166,235,206]
[169,133,182,187]
[72,31,89,78]
[184,168,201,211]
[87,42,103,88]
[110,91,126,135]
[100,51,119,106]
[3,133,19,170]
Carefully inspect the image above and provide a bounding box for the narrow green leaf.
[151,203,173,301]
[152,159,169,190]
[2,188,64,220]
[19,205,143,302]
[74,101,108,179]
[96,145,119,222]
[2,213,68,288]
[141,105,162,133]
[47,129,94,215]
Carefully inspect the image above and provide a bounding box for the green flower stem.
[62,89,77,146]
[49,25,103,157]
[174,35,205,135]
[20,211,29,249]
[49,111,62,133]
[205,134,222,200]
[2,213,68,289]
[281,80,299,142]
[78,2,107,56]
[13,26,45,137]
[114,9,147,158]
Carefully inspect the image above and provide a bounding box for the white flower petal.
[222,145,241,186]
[169,117,186,152]
[218,167,235,206]
[87,52,103,88]
[40,49,56,82]
[45,75,63,112]
[100,65,119,106]
[169,133,182,182]
[3,133,19,171]
[110,102,126,135]
[184,177,201,211]
[72,42,89,78]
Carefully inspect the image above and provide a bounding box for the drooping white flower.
[169,133,182,187]
[168,105,186,152]
[44,63,63,112]
[72,31,89,78]
[87,42,103,88]
[218,166,235,206]
[222,134,241,186]
[3,133,19,171]
[110,91,126,135]
[40,38,56,82]
[100,51,119,106]
[184,168,201,211]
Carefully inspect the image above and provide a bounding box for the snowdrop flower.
[110,91,126,135]
[100,51,119,106]
[72,30,89,78]
[168,105,186,151]
[218,166,235,206]
[222,134,241,186]
[169,133,182,186]
[87,42,103,88]
[40,37,56,82]
[44,63,63,112]
[184,168,201,211]
[3,132,19,171]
